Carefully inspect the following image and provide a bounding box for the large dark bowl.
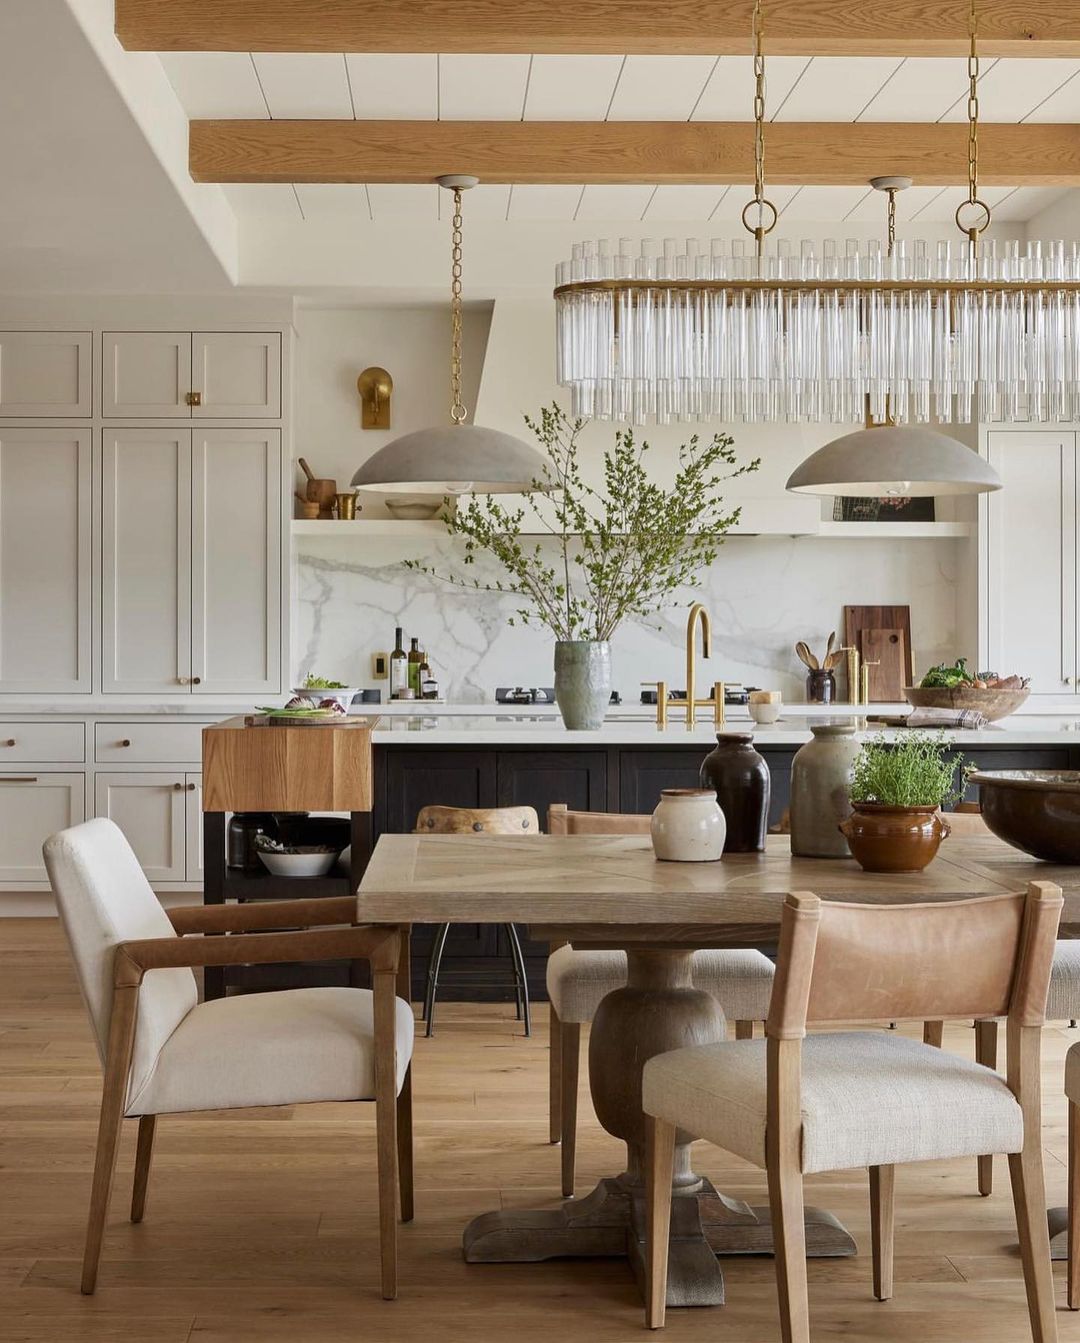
[970,770,1080,863]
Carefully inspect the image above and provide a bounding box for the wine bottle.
[390,627,408,698]
[418,652,432,698]
[408,638,423,694]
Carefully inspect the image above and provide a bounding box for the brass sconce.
[357,366,393,429]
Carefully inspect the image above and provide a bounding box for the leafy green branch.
[404,403,759,643]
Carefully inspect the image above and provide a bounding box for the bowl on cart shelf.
[970,769,1080,863]
[256,843,342,878]
[903,684,1030,722]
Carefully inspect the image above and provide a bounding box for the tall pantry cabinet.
[0,324,288,898]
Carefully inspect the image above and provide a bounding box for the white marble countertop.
[367,711,1080,747]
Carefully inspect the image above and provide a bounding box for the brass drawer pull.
[3,739,14,747]
[0,777,38,783]
[120,739,131,748]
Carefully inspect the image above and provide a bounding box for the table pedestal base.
[463,1175,856,1307]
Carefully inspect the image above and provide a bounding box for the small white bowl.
[386,499,442,521]
[290,687,358,711]
[258,849,339,878]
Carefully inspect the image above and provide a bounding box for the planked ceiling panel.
[367,183,440,218]
[842,183,950,221]
[644,184,731,219]
[937,57,1080,122]
[159,52,268,118]
[606,55,719,120]
[710,184,801,220]
[989,185,1069,218]
[691,55,811,121]
[293,183,371,217]
[773,56,905,121]
[439,183,513,218]
[343,53,438,119]
[523,55,625,120]
[438,54,532,119]
[779,185,875,218]
[223,183,303,218]
[575,184,657,219]
[506,184,585,219]
[250,53,353,118]
[1024,70,1080,122]
[856,57,970,122]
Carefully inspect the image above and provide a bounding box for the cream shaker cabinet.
[103,331,281,419]
[0,428,92,692]
[0,332,92,416]
[103,429,281,695]
[983,429,1078,696]
[94,772,192,883]
[0,773,85,882]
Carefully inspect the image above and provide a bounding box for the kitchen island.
[366,710,1080,1001]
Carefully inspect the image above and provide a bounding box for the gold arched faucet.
[685,603,726,729]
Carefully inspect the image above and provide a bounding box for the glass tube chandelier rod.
[553,0,1080,427]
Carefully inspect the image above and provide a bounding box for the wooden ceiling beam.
[189,120,1080,188]
[117,1,1080,56]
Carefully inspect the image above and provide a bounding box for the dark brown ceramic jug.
[699,732,771,853]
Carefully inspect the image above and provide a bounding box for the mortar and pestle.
[298,457,337,518]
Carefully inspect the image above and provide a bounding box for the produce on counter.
[302,673,348,689]
[257,703,341,719]
[919,658,1029,690]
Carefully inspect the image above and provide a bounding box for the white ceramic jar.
[651,788,727,862]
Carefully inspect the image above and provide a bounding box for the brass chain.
[955,0,991,250]
[450,186,467,424]
[887,186,897,257]
[752,0,766,207]
[967,0,979,207]
[741,0,778,256]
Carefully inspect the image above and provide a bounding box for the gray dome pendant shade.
[351,423,547,494]
[350,175,547,496]
[785,424,1003,497]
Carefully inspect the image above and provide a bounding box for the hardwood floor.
[3,916,1080,1342]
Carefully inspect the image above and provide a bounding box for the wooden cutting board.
[843,605,913,703]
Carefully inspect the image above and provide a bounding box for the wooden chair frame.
[646,882,1062,1343]
[546,803,762,1197]
[82,895,413,1301]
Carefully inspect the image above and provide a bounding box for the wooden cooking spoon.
[795,640,819,670]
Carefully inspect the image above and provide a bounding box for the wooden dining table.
[357,831,1080,1308]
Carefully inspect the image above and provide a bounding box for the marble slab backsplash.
[293,534,964,704]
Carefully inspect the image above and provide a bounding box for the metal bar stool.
[414,805,537,1037]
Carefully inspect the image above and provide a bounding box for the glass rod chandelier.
[554,0,1080,427]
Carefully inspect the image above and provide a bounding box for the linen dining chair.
[414,804,537,1037]
[545,803,775,1197]
[44,818,414,1300]
[925,805,1080,1196]
[643,882,1063,1343]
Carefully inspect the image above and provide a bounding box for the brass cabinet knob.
[173,782,184,791]
[185,390,203,407]
[120,739,131,747]
[178,675,189,685]
[192,676,202,685]
[187,782,197,791]
[3,739,14,747]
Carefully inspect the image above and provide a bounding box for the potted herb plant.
[407,404,758,729]
[839,730,975,872]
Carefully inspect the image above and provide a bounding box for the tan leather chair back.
[415,805,539,835]
[766,883,1063,1040]
[547,803,651,836]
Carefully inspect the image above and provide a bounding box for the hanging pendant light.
[553,0,1080,428]
[786,179,1003,497]
[353,175,547,494]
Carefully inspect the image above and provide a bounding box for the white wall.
[294,303,491,513]
[293,300,978,700]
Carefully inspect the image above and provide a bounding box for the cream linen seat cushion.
[643,1031,1023,1175]
[546,944,773,1024]
[126,986,414,1117]
[1048,941,1080,1021]
[1065,1040,1080,1105]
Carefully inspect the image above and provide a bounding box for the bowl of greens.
[904,658,1030,721]
[288,673,358,713]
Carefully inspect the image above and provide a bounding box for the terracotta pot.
[839,803,951,873]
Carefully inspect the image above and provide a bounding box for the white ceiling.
[160,51,1080,225]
